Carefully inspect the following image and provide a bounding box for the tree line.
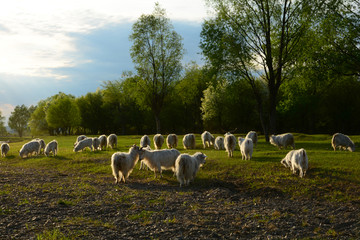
[1,0,359,138]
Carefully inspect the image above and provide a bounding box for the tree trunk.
[154,114,161,134]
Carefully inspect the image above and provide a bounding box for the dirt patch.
[0,166,359,239]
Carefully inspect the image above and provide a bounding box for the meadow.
[0,133,359,239]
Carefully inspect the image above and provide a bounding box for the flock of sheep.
[0,131,355,187]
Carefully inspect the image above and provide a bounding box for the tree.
[0,110,7,136]
[8,104,31,137]
[201,0,321,140]
[129,3,184,133]
[29,101,49,136]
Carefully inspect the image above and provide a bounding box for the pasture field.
[0,134,359,239]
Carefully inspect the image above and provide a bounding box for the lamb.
[107,134,117,149]
[111,144,141,184]
[34,138,46,154]
[166,134,178,149]
[201,131,215,149]
[331,133,355,152]
[281,148,309,178]
[270,133,295,149]
[73,138,93,152]
[183,133,196,149]
[138,147,181,178]
[224,133,236,157]
[214,136,225,150]
[153,134,164,150]
[245,131,258,147]
[1,143,10,157]
[74,135,87,146]
[238,137,253,160]
[140,135,151,148]
[98,135,107,150]
[174,152,207,187]
[44,140,58,157]
[92,137,101,151]
[19,141,41,158]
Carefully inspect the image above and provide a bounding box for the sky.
[0,0,212,123]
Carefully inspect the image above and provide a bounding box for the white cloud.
[0,103,15,123]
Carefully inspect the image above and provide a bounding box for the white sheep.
[138,147,181,178]
[44,140,58,157]
[19,141,41,158]
[183,133,196,149]
[224,133,236,157]
[1,143,10,157]
[166,134,178,149]
[98,135,107,150]
[245,131,258,147]
[73,138,93,152]
[281,148,309,178]
[74,135,87,146]
[111,144,141,184]
[34,138,46,154]
[153,134,164,150]
[331,133,355,152]
[174,152,207,187]
[140,135,151,148]
[201,131,215,149]
[214,136,224,150]
[270,133,295,149]
[107,134,117,149]
[238,137,253,160]
[92,137,101,151]
[139,145,151,170]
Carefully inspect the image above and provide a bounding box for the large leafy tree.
[201,0,321,140]
[8,104,31,137]
[129,3,184,133]
[0,110,7,136]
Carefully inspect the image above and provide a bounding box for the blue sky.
[0,0,210,123]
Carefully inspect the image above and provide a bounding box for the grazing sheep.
[183,134,196,149]
[34,138,46,154]
[224,133,236,157]
[44,140,58,157]
[166,134,178,149]
[74,135,87,146]
[139,145,151,170]
[19,141,41,158]
[238,137,253,160]
[153,134,164,150]
[111,144,140,184]
[138,147,181,178]
[201,131,215,149]
[214,136,225,150]
[331,133,355,152]
[270,133,295,149]
[140,135,151,148]
[281,149,309,178]
[245,131,258,147]
[98,135,107,150]
[73,138,93,152]
[1,143,10,157]
[92,137,101,151]
[175,152,207,187]
[107,134,117,149]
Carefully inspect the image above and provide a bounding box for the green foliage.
[0,110,7,136]
[29,100,49,136]
[8,104,31,137]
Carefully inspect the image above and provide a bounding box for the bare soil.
[0,166,359,239]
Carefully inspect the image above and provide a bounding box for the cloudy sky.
[0,0,211,123]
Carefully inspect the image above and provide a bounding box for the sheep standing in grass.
[19,141,41,158]
[183,134,196,149]
[175,152,207,187]
[107,134,117,149]
[34,138,46,154]
[44,140,58,157]
[224,133,236,157]
[166,134,178,149]
[140,135,151,148]
[153,134,164,150]
[245,131,258,147]
[98,135,107,150]
[201,131,215,149]
[138,147,181,178]
[74,135,87,146]
[139,146,151,170]
[1,143,10,157]
[214,136,224,150]
[111,144,140,184]
[92,137,101,151]
[281,148,308,178]
[73,138,93,152]
[238,137,253,160]
[331,133,355,152]
[270,133,295,149]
